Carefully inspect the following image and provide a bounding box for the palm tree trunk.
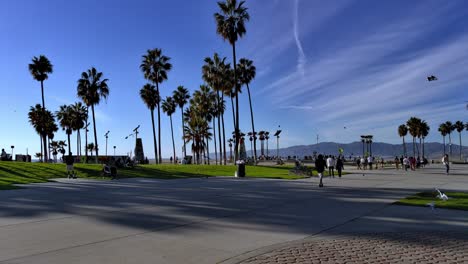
[402,137,407,156]
[459,132,463,161]
[221,94,227,165]
[422,137,425,159]
[217,91,223,165]
[40,80,48,163]
[181,107,186,158]
[230,96,235,136]
[40,135,43,162]
[170,115,176,164]
[417,137,421,157]
[85,106,89,163]
[448,133,452,156]
[412,137,416,157]
[91,104,99,163]
[232,42,239,162]
[151,109,158,164]
[443,136,446,155]
[67,133,71,155]
[76,132,79,159]
[206,136,210,165]
[155,83,162,164]
[213,118,218,165]
[246,84,257,164]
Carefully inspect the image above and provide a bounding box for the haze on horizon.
[1,0,468,159]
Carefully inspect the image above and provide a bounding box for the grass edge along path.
[0,162,333,190]
[395,191,468,211]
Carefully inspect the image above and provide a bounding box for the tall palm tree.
[28,104,56,160]
[56,105,74,155]
[191,85,216,164]
[454,121,465,160]
[238,58,257,163]
[445,121,454,156]
[203,53,230,165]
[71,102,87,159]
[215,0,250,161]
[173,86,190,158]
[419,120,430,159]
[29,55,53,162]
[438,123,448,155]
[140,83,160,163]
[45,115,58,160]
[77,67,109,163]
[162,96,177,163]
[420,121,430,158]
[140,48,172,164]
[406,117,421,157]
[398,124,408,156]
[50,141,59,163]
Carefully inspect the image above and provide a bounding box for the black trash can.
[237,163,246,177]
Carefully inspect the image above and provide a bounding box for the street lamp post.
[274,127,282,161]
[11,145,14,160]
[104,131,110,157]
[113,146,116,156]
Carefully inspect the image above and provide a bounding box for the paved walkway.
[0,164,467,263]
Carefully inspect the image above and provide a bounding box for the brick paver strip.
[236,232,468,264]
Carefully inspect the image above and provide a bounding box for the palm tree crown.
[140,84,160,110]
[214,0,250,45]
[238,58,256,85]
[140,48,172,84]
[28,55,53,82]
[77,67,109,106]
[173,86,190,109]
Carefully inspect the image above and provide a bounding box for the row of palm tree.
[27,0,253,164]
[438,121,468,159]
[398,117,430,158]
[29,54,109,162]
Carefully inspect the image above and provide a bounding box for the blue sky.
[1,0,468,158]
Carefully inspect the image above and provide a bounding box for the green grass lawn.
[0,162,320,190]
[395,191,468,211]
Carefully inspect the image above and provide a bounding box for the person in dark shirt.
[65,153,76,179]
[315,154,327,187]
[336,157,344,178]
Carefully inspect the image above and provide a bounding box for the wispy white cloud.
[253,1,468,144]
[293,0,306,76]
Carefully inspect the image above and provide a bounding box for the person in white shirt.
[367,156,373,170]
[326,156,335,177]
[442,154,449,175]
[403,157,409,171]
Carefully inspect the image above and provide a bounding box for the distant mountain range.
[244,142,468,160]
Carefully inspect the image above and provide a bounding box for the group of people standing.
[393,156,428,171]
[315,155,344,187]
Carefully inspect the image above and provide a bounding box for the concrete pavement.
[0,164,467,263]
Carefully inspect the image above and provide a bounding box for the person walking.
[326,155,335,178]
[356,157,361,170]
[442,154,450,175]
[65,153,76,179]
[362,156,367,170]
[394,156,400,170]
[315,154,327,187]
[336,156,344,178]
[403,156,409,171]
[367,156,373,170]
